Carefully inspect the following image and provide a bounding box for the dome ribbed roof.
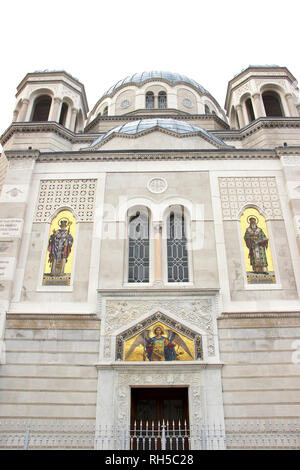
[104,71,208,96]
[89,118,228,148]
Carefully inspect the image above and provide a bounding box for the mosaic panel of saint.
[240,207,276,284]
[124,323,194,362]
[43,209,76,286]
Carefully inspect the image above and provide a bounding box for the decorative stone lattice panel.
[218,177,282,220]
[34,179,97,222]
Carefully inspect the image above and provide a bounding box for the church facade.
[0,67,300,449]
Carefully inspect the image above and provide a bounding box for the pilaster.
[0,149,39,362]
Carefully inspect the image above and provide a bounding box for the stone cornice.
[0,122,98,146]
[4,149,40,160]
[85,112,229,133]
[220,311,300,319]
[6,313,99,321]
[95,361,223,370]
[214,117,300,141]
[37,148,278,163]
[97,287,220,297]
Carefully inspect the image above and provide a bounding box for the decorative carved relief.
[117,371,203,427]
[147,177,168,194]
[104,298,215,356]
[34,179,97,222]
[219,177,282,220]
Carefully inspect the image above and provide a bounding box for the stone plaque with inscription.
[0,219,23,239]
[0,258,15,280]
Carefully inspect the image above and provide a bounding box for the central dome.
[105,71,208,96]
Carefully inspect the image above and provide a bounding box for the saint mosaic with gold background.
[240,207,276,284]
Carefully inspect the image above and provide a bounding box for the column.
[285,93,297,117]
[236,104,245,128]
[0,150,39,363]
[69,108,77,132]
[154,222,163,284]
[252,93,266,118]
[49,97,62,122]
[18,99,30,122]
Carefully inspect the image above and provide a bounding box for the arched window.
[146,92,154,109]
[167,207,189,283]
[128,208,150,283]
[103,106,108,116]
[245,98,255,122]
[204,104,210,114]
[158,91,167,109]
[59,102,68,126]
[31,95,52,122]
[262,91,283,117]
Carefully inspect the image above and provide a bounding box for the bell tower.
[225,65,300,129]
[12,70,88,132]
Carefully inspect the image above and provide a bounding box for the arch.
[103,106,108,116]
[158,91,167,109]
[127,206,150,283]
[31,94,52,122]
[146,91,154,109]
[165,205,189,283]
[262,90,284,117]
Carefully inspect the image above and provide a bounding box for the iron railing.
[0,420,299,450]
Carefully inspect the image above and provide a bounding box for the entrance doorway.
[130,387,189,450]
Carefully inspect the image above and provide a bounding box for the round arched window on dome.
[31,95,52,122]
[158,91,167,109]
[146,92,154,109]
[262,91,284,117]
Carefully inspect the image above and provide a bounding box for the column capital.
[153,222,162,233]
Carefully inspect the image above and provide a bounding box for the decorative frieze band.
[219,176,282,220]
[34,178,97,222]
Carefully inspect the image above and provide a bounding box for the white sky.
[1,0,300,148]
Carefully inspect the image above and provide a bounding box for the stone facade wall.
[0,315,100,423]
[218,314,300,424]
